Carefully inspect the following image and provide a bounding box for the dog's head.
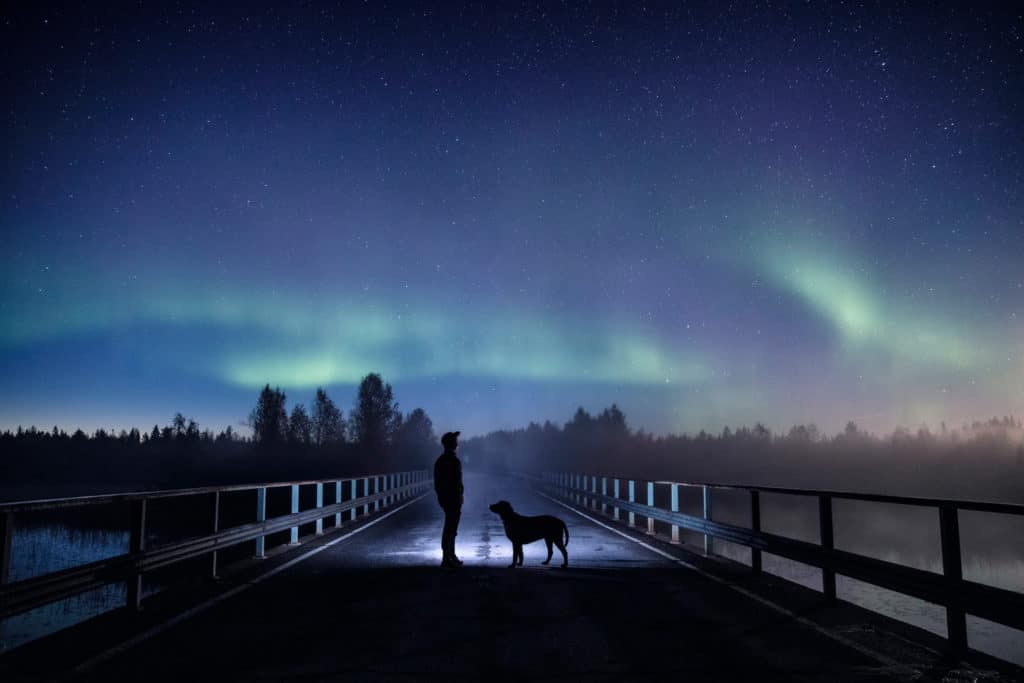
[489,500,514,517]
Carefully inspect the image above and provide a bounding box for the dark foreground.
[6,474,1022,682]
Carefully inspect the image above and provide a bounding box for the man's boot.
[441,535,455,567]
[449,536,463,565]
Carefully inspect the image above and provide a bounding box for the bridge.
[1,470,1022,681]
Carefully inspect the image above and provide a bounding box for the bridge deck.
[46,474,1000,681]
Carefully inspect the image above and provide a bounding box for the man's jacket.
[433,451,463,508]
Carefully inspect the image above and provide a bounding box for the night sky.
[2,3,1022,437]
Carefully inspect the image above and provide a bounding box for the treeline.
[0,373,438,500]
[465,407,1024,502]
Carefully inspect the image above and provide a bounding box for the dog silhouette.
[489,500,569,568]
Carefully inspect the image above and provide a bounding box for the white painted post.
[613,479,620,520]
[628,480,636,527]
[374,476,380,511]
[591,476,598,510]
[255,486,267,558]
[362,478,370,516]
[335,481,342,528]
[351,479,358,520]
[601,477,608,514]
[290,484,300,544]
[670,484,680,542]
[647,482,655,534]
[315,482,324,535]
[703,485,713,555]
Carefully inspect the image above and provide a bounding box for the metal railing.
[0,471,432,621]
[542,471,1024,655]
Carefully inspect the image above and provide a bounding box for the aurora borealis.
[2,3,1022,436]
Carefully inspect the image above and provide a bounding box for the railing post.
[255,486,267,558]
[819,495,835,601]
[0,511,14,585]
[613,479,620,521]
[601,477,608,515]
[591,476,598,510]
[335,481,342,527]
[315,482,324,535]
[362,478,370,516]
[289,484,300,544]
[750,490,762,573]
[647,482,655,534]
[702,486,713,555]
[670,484,680,543]
[939,503,968,655]
[351,479,358,520]
[210,491,220,578]
[127,499,146,611]
[628,480,636,527]
[373,476,381,511]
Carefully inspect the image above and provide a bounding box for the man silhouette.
[434,431,464,567]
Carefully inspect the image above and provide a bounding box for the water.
[714,543,1024,666]
[1,525,129,652]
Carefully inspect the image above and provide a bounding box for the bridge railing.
[0,470,432,622]
[541,471,1024,655]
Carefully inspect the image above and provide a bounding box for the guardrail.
[0,471,432,622]
[541,471,1024,655]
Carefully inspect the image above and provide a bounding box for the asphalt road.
[79,473,922,681]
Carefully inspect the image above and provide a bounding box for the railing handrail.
[544,470,1024,657]
[0,470,434,626]
[645,479,1024,516]
[0,471,418,513]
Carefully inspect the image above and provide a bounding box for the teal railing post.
[255,486,267,558]
[751,491,762,572]
[647,481,655,534]
[315,482,324,535]
[628,480,636,527]
[335,481,342,528]
[702,486,713,555]
[289,484,300,544]
[670,484,680,542]
[613,479,620,521]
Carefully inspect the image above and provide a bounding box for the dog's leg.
[542,539,553,565]
[555,540,568,568]
[516,543,524,566]
[509,543,519,568]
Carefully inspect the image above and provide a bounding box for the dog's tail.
[562,520,569,547]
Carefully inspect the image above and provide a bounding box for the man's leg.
[448,506,462,563]
[441,505,455,565]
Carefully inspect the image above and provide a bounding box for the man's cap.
[441,431,460,447]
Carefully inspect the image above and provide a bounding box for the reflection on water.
[715,543,1024,666]
[1,525,129,652]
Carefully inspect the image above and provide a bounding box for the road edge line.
[535,489,907,672]
[64,493,430,680]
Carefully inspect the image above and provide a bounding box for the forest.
[3,375,1023,504]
